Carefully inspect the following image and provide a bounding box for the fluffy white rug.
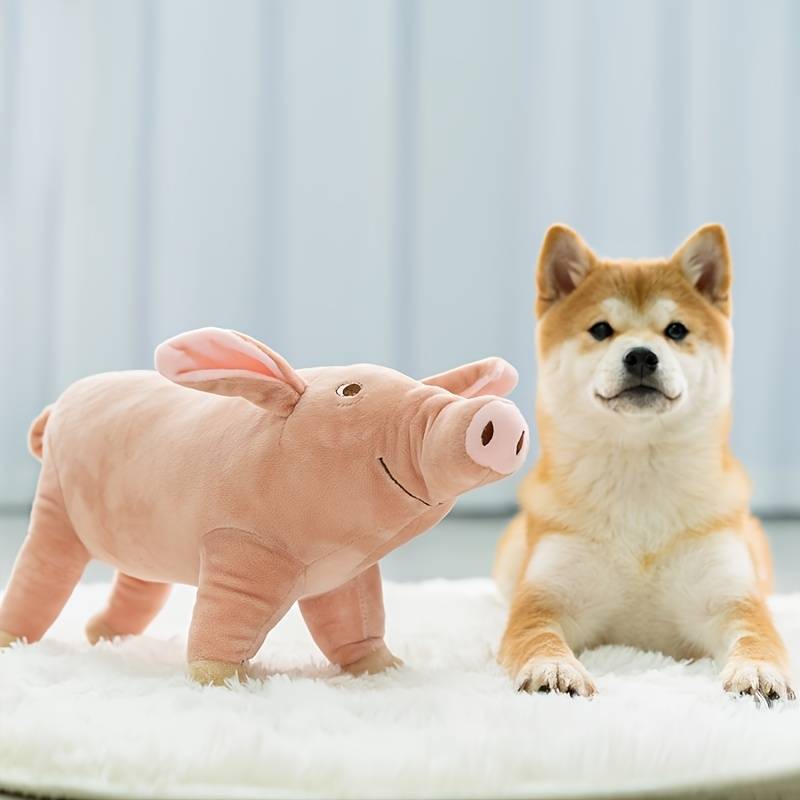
[1,579,800,799]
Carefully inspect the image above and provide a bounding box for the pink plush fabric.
[0,328,528,674]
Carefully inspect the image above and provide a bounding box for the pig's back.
[44,371,278,585]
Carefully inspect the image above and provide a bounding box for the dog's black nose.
[623,347,659,377]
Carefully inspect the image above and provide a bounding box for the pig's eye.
[336,382,362,397]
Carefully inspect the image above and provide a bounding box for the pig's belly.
[78,525,200,586]
[70,513,203,586]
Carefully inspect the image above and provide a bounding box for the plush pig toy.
[0,328,528,683]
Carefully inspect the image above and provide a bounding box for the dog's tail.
[28,404,53,461]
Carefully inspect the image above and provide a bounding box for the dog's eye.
[588,322,614,341]
[336,382,362,397]
[664,322,689,341]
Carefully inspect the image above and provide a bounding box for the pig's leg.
[299,564,402,675]
[187,528,304,685]
[86,573,171,643]
[0,459,89,646]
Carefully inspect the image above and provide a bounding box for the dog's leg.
[668,530,794,702]
[717,596,794,701]
[498,584,597,696]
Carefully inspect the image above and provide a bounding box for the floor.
[1,512,799,589]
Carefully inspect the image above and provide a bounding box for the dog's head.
[535,224,732,433]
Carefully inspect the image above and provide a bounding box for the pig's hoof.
[188,659,248,685]
[0,630,20,648]
[85,615,122,644]
[342,644,404,676]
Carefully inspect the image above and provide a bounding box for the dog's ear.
[536,224,596,316]
[672,224,732,315]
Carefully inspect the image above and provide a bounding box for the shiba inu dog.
[494,223,794,701]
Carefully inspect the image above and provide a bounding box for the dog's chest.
[538,526,690,654]
[587,545,691,656]
[529,501,724,658]
[525,436,750,657]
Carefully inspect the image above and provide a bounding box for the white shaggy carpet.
[2,580,800,800]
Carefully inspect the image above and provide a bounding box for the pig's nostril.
[481,421,494,446]
[516,430,525,455]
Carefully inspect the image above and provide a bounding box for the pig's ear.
[422,357,518,398]
[155,328,306,416]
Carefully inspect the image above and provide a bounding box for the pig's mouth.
[378,458,431,507]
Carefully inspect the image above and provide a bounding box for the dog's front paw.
[721,659,795,702]
[514,657,597,697]
[0,630,20,648]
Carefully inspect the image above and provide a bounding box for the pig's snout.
[415,395,529,500]
[465,400,528,475]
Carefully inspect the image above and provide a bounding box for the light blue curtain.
[0,0,798,512]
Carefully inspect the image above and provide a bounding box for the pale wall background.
[0,0,798,514]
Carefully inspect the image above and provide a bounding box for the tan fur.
[537,258,731,358]
[742,515,775,597]
[636,510,754,574]
[498,585,568,670]
[727,597,788,669]
[496,223,793,700]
